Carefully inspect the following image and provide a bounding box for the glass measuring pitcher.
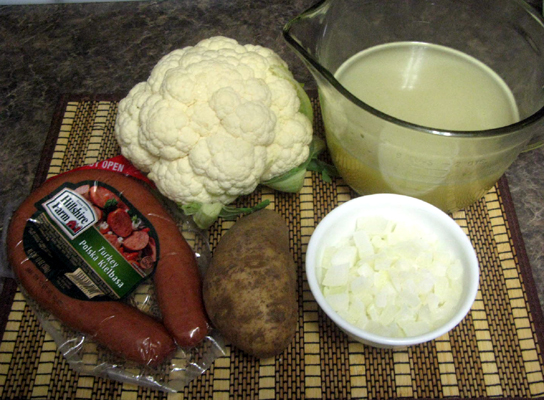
[284,0,544,213]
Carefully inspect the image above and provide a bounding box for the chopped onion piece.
[322,262,350,287]
[319,216,464,338]
[353,229,374,259]
[331,246,358,269]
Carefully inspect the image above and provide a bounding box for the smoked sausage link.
[7,169,209,364]
[154,238,210,347]
[14,262,175,366]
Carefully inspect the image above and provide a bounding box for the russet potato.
[203,209,297,358]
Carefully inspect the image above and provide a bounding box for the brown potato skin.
[203,209,297,358]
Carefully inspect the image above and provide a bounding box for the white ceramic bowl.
[305,194,479,348]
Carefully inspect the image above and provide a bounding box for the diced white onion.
[319,216,464,338]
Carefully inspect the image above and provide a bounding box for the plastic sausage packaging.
[6,166,210,367]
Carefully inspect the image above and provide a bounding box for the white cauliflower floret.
[115,36,314,208]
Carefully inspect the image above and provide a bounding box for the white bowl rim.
[305,193,480,347]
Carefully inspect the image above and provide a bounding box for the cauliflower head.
[115,36,313,206]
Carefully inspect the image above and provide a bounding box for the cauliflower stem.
[182,200,271,230]
[182,136,337,229]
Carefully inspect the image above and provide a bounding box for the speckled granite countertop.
[0,0,543,311]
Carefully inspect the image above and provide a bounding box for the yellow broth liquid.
[324,42,520,212]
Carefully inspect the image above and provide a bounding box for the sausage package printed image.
[1,156,226,392]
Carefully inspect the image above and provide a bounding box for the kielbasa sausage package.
[2,156,226,392]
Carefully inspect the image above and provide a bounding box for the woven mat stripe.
[465,193,509,397]
[301,174,322,400]
[0,291,26,394]
[1,95,544,399]
[489,188,542,397]
[279,182,306,400]
[490,186,544,397]
[434,333,460,396]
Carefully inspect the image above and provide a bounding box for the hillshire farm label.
[24,181,158,301]
[43,188,98,239]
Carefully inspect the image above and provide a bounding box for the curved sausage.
[14,263,175,366]
[153,233,210,347]
[7,169,209,363]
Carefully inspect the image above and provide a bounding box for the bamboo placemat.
[1,94,544,399]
